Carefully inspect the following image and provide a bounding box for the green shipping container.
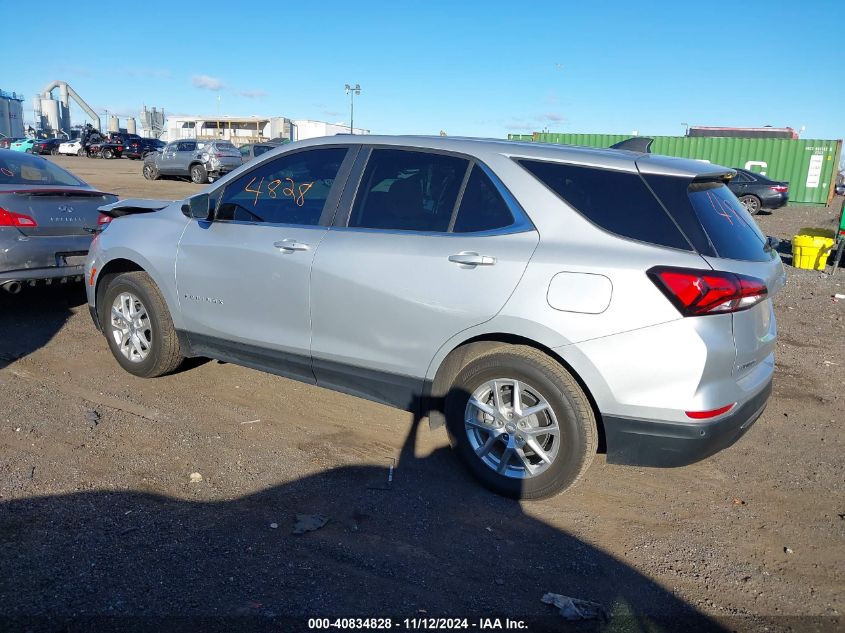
[507,133,843,205]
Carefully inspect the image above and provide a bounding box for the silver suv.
[143,139,242,184]
[86,136,785,498]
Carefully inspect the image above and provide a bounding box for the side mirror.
[181,193,212,220]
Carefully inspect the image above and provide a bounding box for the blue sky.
[1,0,842,140]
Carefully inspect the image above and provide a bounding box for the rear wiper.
[764,235,780,252]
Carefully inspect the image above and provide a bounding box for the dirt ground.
[0,156,843,632]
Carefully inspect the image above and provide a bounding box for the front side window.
[349,149,468,232]
[216,147,348,226]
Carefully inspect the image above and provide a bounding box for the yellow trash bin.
[792,228,835,270]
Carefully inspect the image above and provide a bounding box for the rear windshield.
[254,145,273,156]
[518,159,691,250]
[0,152,85,187]
[212,142,239,152]
[686,181,768,261]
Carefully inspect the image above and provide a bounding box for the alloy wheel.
[464,378,561,479]
[110,292,153,363]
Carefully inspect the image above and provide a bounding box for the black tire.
[102,148,114,159]
[51,148,59,156]
[100,272,184,378]
[143,164,160,180]
[77,148,85,157]
[445,345,597,499]
[189,163,208,184]
[739,194,762,215]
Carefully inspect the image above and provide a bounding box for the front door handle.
[274,239,310,252]
[448,252,496,266]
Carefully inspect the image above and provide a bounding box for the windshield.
[0,152,86,187]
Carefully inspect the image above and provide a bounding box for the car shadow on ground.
[0,402,728,632]
[0,283,84,371]
[0,284,725,631]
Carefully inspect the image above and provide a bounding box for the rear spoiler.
[610,137,654,153]
[98,198,174,218]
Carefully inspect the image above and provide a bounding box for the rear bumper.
[0,265,85,284]
[603,379,771,467]
[762,193,788,209]
[0,233,92,284]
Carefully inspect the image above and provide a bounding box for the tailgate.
[702,254,786,378]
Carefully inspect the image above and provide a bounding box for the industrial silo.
[126,117,137,134]
[108,115,119,132]
[41,99,61,132]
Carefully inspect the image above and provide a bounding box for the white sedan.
[57,140,85,156]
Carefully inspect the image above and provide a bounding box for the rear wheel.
[445,345,597,499]
[101,272,184,378]
[739,194,762,215]
[190,163,208,184]
[143,164,160,180]
[51,148,59,156]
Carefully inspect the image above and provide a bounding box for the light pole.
[344,83,361,134]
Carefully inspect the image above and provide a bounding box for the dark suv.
[124,138,165,160]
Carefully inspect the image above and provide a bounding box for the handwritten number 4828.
[244,176,313,207]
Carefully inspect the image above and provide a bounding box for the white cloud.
[192,74,224,91]
[237,89,267,99]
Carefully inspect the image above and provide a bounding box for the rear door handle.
[448,252,496,266]
[273,239,310,252]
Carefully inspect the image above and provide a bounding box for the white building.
[162,115,368,144]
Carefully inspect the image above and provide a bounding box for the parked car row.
[55,134,165,160]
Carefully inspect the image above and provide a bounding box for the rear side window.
[518,160,690,250]
[686,182,768,262]
[0,152,84,186]
[452,166,514,233]
[349,149,468,232]
[254,145,273,157]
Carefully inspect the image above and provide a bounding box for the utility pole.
[344,83,361,134]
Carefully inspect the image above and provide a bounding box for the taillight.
[648,266,768,316]
[685,403,736,419]
[0,207,38,227]
[117,146,123,151]
[97,213,112,228]
[770,185,788,193]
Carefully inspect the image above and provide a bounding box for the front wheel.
[51,148,59,156]
[102,148,114,159]
[143,164,160,180]
[445,345,597,499]
[77,148,85,157]
[189,163,208,184]
[101,272,184,378]
[739,195,762,215]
